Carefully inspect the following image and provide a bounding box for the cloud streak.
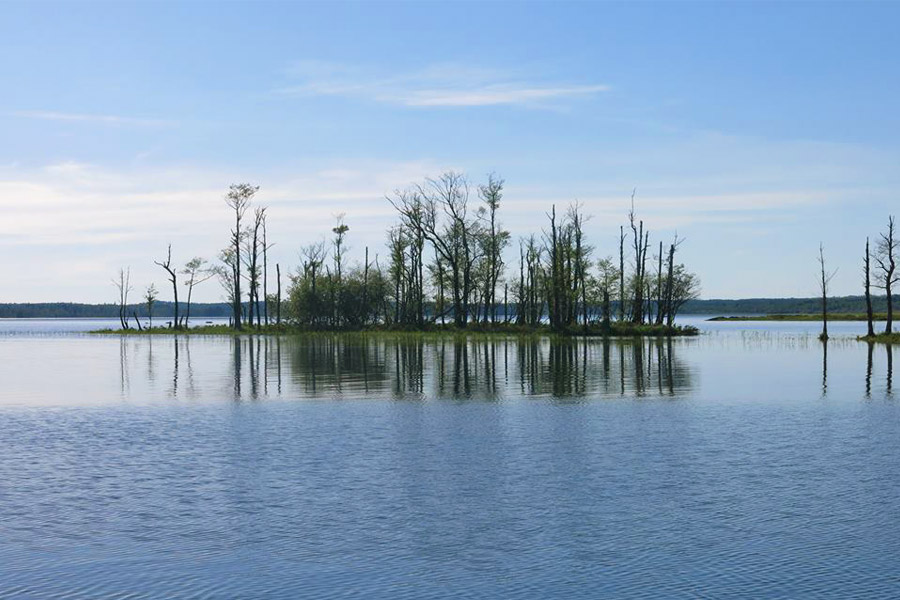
[8,110,172,126]
[277,60,609,108]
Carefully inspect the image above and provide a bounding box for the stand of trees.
[111,172,701,334]
[860,215,900,338]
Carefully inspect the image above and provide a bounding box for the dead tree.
[864,237,875,337]
[875,216,899,334]
[112,267,133,330]
[154,244,179,329]
[818,243,837,340]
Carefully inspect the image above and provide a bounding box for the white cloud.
[8,110,172,126]
[277,61,608,108]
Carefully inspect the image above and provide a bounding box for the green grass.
[91,321,699,338]
[857,332,900,344]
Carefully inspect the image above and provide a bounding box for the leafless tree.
[875,216,899,334]
[154,244,180,329]
[864,237,875,337]
[112,267,133,330]
[818,243,837,340]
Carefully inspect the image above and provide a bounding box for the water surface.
[1,319,898,598]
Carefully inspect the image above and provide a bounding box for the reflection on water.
[117,336,695,403]
[4,328,900,598]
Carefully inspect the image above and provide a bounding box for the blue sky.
[2,1,899,302]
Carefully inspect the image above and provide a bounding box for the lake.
[1,317,899,598]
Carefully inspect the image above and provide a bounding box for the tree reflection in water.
[218,336,694,401]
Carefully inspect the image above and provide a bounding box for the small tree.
[145,284,158,330]
[182,257,215,328]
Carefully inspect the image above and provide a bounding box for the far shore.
[708,314,889,322]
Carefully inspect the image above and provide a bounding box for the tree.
[392,172,483,327]
[596,257,619,329]
[667,266,700,322]
[181,257,215,328]
[243,206,266,329]
[144,284,158,329]
[864,238,875,338]
[154,244,180,329]
[225,183,258,329]
[875,216,899,334]
[478,174,510,324]
[628,189,651,324]
[112,267,133,330]
[332,214,350,326]
[818,243,837,341]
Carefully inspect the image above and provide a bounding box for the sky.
[2,1,899,303]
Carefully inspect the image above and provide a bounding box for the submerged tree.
[818,243,837,341]
[864,238,875,338]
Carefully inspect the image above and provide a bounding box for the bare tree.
[875,216,899,334]
[818,243,837,340]
[225,183,258,329]
[112,267,133,330]
[154,244,180,329]
[243,206,266,329]
[628,189,650,324]
[864,237,875,337]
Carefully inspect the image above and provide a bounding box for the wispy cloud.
[8,110,172,126]
[276,60,609,108]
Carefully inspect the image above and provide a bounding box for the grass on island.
[708,313,890,322]
[91,321,699,338]
[857,331,900,344]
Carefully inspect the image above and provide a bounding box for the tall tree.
[478,174,509,324]
[875,216,899,334]
[225,183,258,330]
[112,267,133,330]
[864,237,875,337]
[818,243,837,341]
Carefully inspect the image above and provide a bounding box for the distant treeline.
[0,302,233,319]
[682,295,900,316]
[3,295,897,319]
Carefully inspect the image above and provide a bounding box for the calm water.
[1,318,899,598]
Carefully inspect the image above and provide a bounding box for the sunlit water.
[1,317,899,598]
